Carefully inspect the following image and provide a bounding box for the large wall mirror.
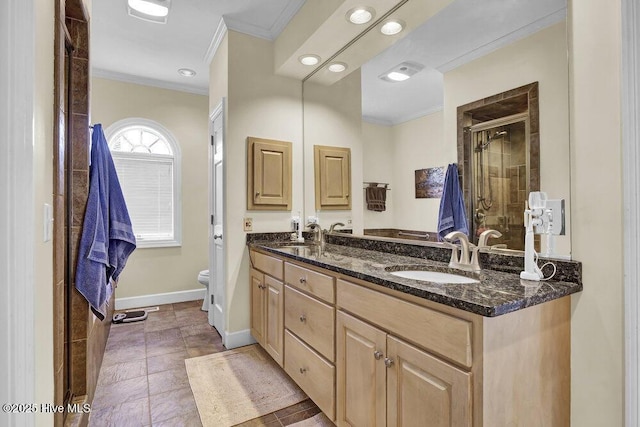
[302,0,571,259]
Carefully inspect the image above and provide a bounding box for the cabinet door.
[247,137,292,210]
[264,275,284,367]
[386,336,472,427]
[314,145,351,209]
[250,268,265,346]
[336,311,387,427]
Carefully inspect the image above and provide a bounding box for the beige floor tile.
[89,397,150,427]
[146,336,186,358]
[147,350,190,374]
[92,375,149,410]
[148,365,190,396]
[149,386,198,424]
[152,410,203,427]
[97,359,147,386]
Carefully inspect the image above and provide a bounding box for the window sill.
[136,240,182,249]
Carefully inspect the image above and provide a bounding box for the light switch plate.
[243,217,253,231]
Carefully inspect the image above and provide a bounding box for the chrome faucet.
[444,231,480,272]
[328,222,345,233]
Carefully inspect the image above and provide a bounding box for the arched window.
[106,118,181,248]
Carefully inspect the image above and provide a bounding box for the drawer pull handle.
[384,358,394,368]
[299,277,307,284]
[299,314,306,323]
[374,350,383,360]
[299,367,307,374]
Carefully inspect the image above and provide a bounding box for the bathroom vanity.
[248,238,581,426]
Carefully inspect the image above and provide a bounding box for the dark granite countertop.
[249,241,583,317]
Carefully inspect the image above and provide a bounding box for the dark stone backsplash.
[247,231,582,286]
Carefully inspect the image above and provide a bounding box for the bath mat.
[185,344,307,426]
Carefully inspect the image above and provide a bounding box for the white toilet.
[197,269,210,311]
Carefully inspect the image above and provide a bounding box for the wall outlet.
[347,219,352,225]
[243,217,253,231]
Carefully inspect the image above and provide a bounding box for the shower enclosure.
[470,114,529,250]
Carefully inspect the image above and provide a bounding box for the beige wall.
[444,22,571,256]
[362,121,394,229]
[569,0,624,424]
[219,31,304,333]
[303,71,364,232]
[91,78,209,299]
[362,112,445,232]
[34,0,55,423]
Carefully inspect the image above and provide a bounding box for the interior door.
[209,102,225,338]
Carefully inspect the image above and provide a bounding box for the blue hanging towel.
[75,124,136,320]
[437,163,469,241]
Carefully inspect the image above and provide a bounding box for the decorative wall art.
[415,166,445,198]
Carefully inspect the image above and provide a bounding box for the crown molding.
[204,18,228,65]
[203,1,304,66]
[92,68,208,96]
[224,0,305,41]
[436,8,566,73]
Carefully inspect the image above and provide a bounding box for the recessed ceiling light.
[379,61,425,83]
[346,6,375,25]
[380,19,405,35]
[178,68,196,77]
[328,62,347,73]
[299,55,321,66]
[128,0,171,23]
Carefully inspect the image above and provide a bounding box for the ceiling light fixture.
[379,61,425,83]
[128,0,171,24]
[346,6,375,25]
[328,62,347,73]
[380,19,405,35]
[178,68,196,77]
[299,54,321,66]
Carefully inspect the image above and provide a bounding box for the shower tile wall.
[54,1,112,425]
[477,124,526,250]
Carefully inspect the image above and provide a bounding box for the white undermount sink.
[389,270,479,284]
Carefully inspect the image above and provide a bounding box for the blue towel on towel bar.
[75,124,136,320]
[437,163,469,241]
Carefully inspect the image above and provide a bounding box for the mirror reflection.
[303,0,571,258]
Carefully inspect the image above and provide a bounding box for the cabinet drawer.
[337,279,473,368]
[285,262,334,303]
[252,250,283,280]
[284,330,335,420]
[285,285,335,362]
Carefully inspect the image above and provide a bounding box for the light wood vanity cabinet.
[283,260,337,420]
[249,249,571,426]
[336,286,472,427]
[249,253,284,366]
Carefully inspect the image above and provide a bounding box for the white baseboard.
[224,329,257,349]
[115,288,206,310]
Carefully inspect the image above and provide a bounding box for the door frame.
[622,0,640,424]
[209,99,226,341]
[0,0,36,424]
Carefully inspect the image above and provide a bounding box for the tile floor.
[89,300,332,427]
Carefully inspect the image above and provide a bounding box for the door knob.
[373,350,383,360]
[299,314,306,323]
[384,357,394,368]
